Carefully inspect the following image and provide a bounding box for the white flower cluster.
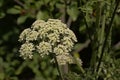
[19,42,35,59]
[37,41,52,57]
[19,19,78,65]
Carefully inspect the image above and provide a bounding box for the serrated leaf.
[17,15,28,24]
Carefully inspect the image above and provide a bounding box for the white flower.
[58,27,66,34]
[37,41,52,57]
[53,46,64,55]
[19,19,78,65]
[62,37,74,51]
[56,54,74,65]
[47,19,61,25]
[64,28,77,42]
[47,33,60,45]
[38,27,49,39]
[32,20,45,30]
[19,28,31,42]
[53,45,68,55]
[19,42,35,59]
[26,30,39,41]
[47,19,67,28]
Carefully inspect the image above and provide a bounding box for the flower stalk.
[54,54,64,80]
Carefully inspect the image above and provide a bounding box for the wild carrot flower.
[19,19,78,65]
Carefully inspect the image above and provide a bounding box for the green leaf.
[0,73,4,80]
[0,11,5,18]
[44,0,51,4]
[14,5,22,10]
[15,62,27,75]
[0,58,4,80]
[56,2,65,9]
[41,61,46,70]
[67,2,79,21]
[10,77,18,80]
[7,7,21,14]
[0,0,3,7]
[36,11,49,20]
[17,15,28,24]
[79,25,86,33]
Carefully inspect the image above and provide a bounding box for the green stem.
[97,8,106,75]
[54,55,64,80]
[96,0,120,72]
[90,2,102,69]
[98,12,106,57]
[79,0,92,42]
[73,54,85,74]
[83,15,93,42]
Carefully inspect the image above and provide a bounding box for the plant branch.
[67,17,72,28]
[14,0,24,7]
[113,41,120,50]
[60,0,68,23]
[83,14,93,42]
[96,0,120,72]
[79,0,93,42]
[74,39,91,53]
[72,54,85,74]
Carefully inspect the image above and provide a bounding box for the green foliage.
[0,0,120,80]
[7,5,21,14]
[0,12,5,18]
[67,1,79,21]
[0,0,5,18]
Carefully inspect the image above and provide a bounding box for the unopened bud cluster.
[19,19,78,65]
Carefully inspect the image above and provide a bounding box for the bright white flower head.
[26,30,39,41]
[47,33,60,45]
[19,28,31,41]
[19,42,35,59]
[56,54,74,65]
[53,45,68,55]
[37,41,52,57]
[19,19,78,65]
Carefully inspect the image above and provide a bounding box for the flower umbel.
[37,41,52,57]
[19,19,78,65]
[19,42,35,59]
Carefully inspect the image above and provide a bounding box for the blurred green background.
[0,0,120,80]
